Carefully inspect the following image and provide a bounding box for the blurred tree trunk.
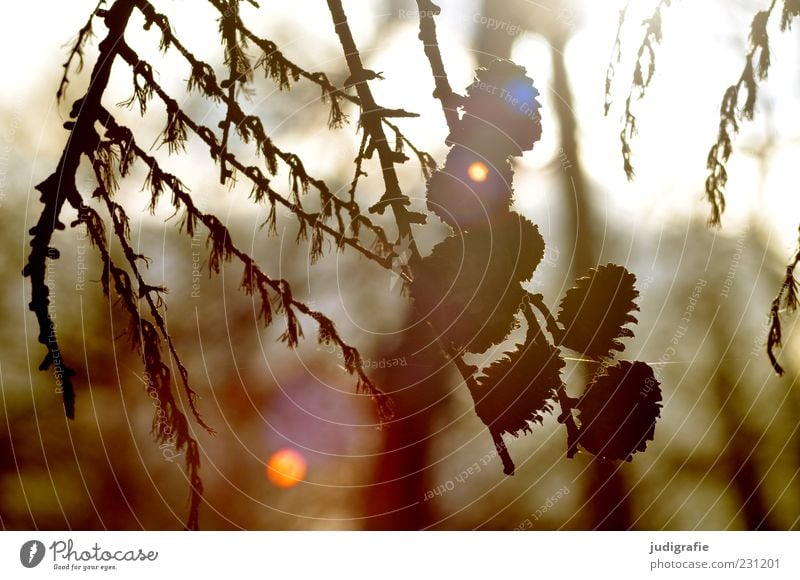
[711,319,778,529]
[364,327,451,529]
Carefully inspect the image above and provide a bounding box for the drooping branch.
[75,201,205,530]
[90,146,213,433]
[521,300,579,458]
[98,113,394,420]
[449,353,516,475]
[327,0,537,475]
[24,0,137,418]
[705,0,784,226]
[767,225,800,375]
[114,43,396,268]
[612,0,673,180]
[603,1,630,115]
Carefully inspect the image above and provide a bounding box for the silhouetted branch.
[327,0,535,475]
[767,225,800,375]
[705,0,781,226]
[76,202,205,530]
[98,113,394,420]
[114,44,395,267]
[603,1,630,115]
[414,0,462,134]
[28,0,209,530]
[206,0,349,128]
[131,0,425,260]
[57,0,106,101]
[24,0,137,419]
[217,0,252,184]
[326,0,424,258]
[90,149,214,433]
[615,0,673,180]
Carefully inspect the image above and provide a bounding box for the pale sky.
[3,0,799,251]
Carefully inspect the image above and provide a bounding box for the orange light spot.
[266,448,307,488]
[467,161,490,183]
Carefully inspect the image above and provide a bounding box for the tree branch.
[414,0,461,135]
[24,0,137,418]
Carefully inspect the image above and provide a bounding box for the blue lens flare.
[503,79,539,113]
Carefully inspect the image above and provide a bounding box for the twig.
[326,0,422,254]
[603,1,630,116]
[616,0,673,180]
[705,0,780,226]
[24,0,138,419]
[414,0,461,134]
[115,44,395,269]
[57,0,106,101]
[99,113,394,420]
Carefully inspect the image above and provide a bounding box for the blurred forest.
[1,0,800,530]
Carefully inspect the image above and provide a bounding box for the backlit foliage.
[27,0,662,527]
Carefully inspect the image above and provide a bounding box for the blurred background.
[1,0,800,530]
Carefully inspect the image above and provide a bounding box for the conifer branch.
[616,0,673,180]
[767,224,800,375]
[326,0,423,259]
[90,149,214,434]
[523,301,578,457]
[24,0,138,419]
[75,201,205,530]
[705,0,781,226]
[414,0,462,134]
[98,113,394,421]
[604,1,630,116]
[114,44,395,267]
[57,0,106,102]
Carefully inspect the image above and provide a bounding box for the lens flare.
[266,448,307,488]
[467,161,490,183]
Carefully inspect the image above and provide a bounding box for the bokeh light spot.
[266,448,307,488]
[467,161,490,183]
